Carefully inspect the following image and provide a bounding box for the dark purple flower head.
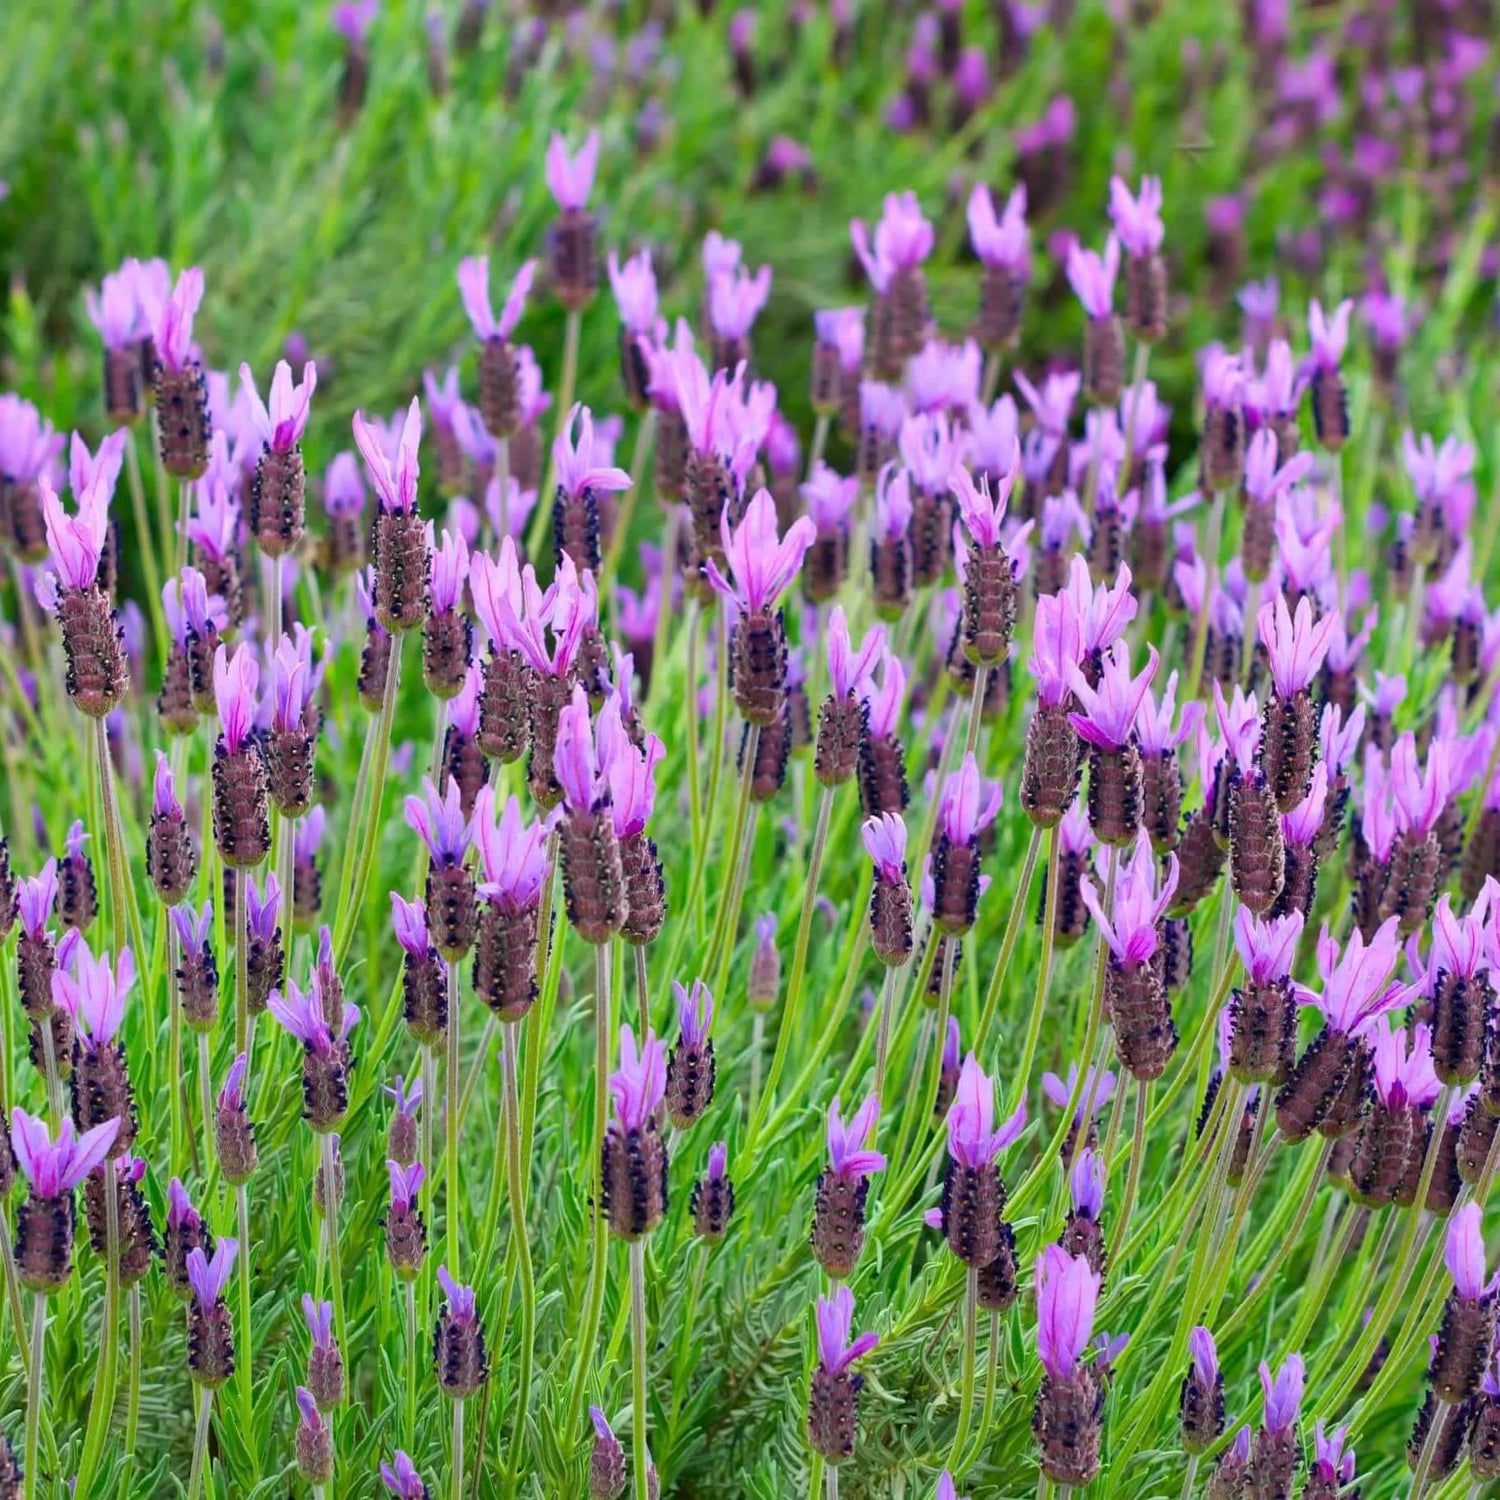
[1082,838,1178,968]
[457,256,535,344]
[945,1055,1026,1170]
[352,397,421,515]
[1108,175,1164,258]
[609,1026,667,1133]
[966,183,1028,274]
[607,251,658,335]
[555,405,632,504]
[850,192,934,293]
[826,1095,885,1181]
[186,1237,238,1309]
[405,776,472,865]
[705,488,816,615]
[1036,1245,1100,1380]
[151,268,204,375]
[1066,235,1119,319]
[545,129,601,212]
[380,1452,428,1499]
[861,813,907,883]
[1068,642,1158,751]
[1258,1353,1303,1436]
[437,1265,476,1323]
[245,873,281,943]
[673,979,713,1050]
[938,754,1003,846]
[1070,1147,1105,1218]
[1307,298,1353,370]
[815,1283,879,1375]
[1189,1326,1218,1387]
[10,1109,120,1198]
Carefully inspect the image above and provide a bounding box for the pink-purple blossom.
[609,1025,667,1132]
[213,643,259,756]
[937,753,1003,845]
[704,488,815,615]
[826,1095,885,1181]
[944,1055,1026,1170]
[457,256,536,343]
[10,1109,120,1198]
[1108,175,1164,258]
[554,405,632,503]
[239,361,316,452]
[1035,1244,1100,1379]
[967,183,1029,273]
[814,1283,879,1375]
[545,130,601,212]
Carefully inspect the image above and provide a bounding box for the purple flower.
[168,1176,201,1230]
[151,268,204,374]
[907,339,981,415]
[153,752,185,820]
[384,1074,423,1119]
[489,552,596,680]
[1202,349,1243,411]
[802,463,858,533]
[388,1160,425,1214]
[1068,642,1158,751]
[673,979,713,1050]
[1258,1353,1304,1436]
[1304,919,1405,1035]
[545,129,601,212]
[170,901,214,955]
[10,1109,120,1199]
[1135,670,1203,756]
[332,0,378,42]
[437,1265,476,1322]
[270,632,314,733]
[380,1452,429,1498]
[1212,682,1262,775]
[861,813,907,883]
[245,873,281,943]
[814,307,865,372]
[937,754,1003,846]
[862,648,905,741]
[424,526,469,618]
[54,938,134,1049]
[1402,430,1474,508]
[67,430,127,505]
[814,1284,879,1375]
[598,702,663,842]
[554,684,609,815]
[212,644,258,756]
[1063,556,1137,654]
[268,977,358,1055]
[1311,1422,1355,1485]
[967,183,1028,273]
[1070,1147,1105,1219]
[826,1095,885,1181]
[391,893,431,957]
[1041,1064,1116,1125]
[1035,1245,1100,1380]
[473,789,552,911]
[1081,838,1178,969]
[40,474,110,592]
[1108,176,1164,258]
[1307,298,1353,369]
[17,861,57,942]
[609,1025,667,1132]
[1370,1018,1439,1110]
[1243,429,1313,506]
[554,405,632,503]
[945,1055,1026,1170]
[456,256,535,343]
[1189,1326,1218,1387]
[87,267,139,350]
[708,263,772,341]
[825,606,883,701]
[1430,891,1492,982]
[850,192,934,293]
[1446,1203,1490,1299]
[705,488,815,615]
[1029,591,1085,708]
[186,1237,238,1309]
[1389,733,1449,837]
[935,1472,965,1500]
[1234,909,1303,986]
[1257,595,1337,697]
[352,397,421,514]
[239,361,316,453]
[607,251,658,334]
[1066,235,1119,320]
[303,1293,335,1352]
[950,463,1019,550]
[705,1141,728,1184]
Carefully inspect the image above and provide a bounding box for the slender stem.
[975,825,1043,1069]
[77,1155,121,1496]
[235,1184,254,1440]
[753,785,834,1129]
[187,1387,214,1500]
[873,964,901,1107]
[405,1279,418,1449]
[126,1283,142,1456]
[684,602,703,854]
[565,942,614,1444]
[494,436,511,549]
[964,665,989,757]
[124,427,167,666]
[268,552,283,643]
[1179,1453,1199,1500]
[709,724,760,999]
[1409,1398,1447,1498]
[197,1034,215,1185]
[175,477,192,576]
[24,1294,44,1500]
[1036,1472,1053,1500]
[630,1239,650,1500]
[322,1131,349,1361]
[526,307,582,561]
[1186,492,1224,698]
[749,1012,766,1114]
[646,504,681,709]
[825,1464,839,1500]
[920,938,959,1149]
[1066,848,1120,1173]
[1006,824,1060,1109]
[697,601,731,930]
[39,1018,63,1133]
[234,866,249,1059]
[450,1396,465,1500]
[946,1266,980,1469]
[168,920,185,1173]
[1116,1078,1149,1247]
[0,1214,26,1382]
[633,945,651,1040]
[446,958,462,1276]
[600,410,657,594]
[809,1454,825,1498]
[501,1023,536,1491]
[981,352,1003,406]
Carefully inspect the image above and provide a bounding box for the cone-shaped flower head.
[546,129,601,212]
[1258,594,1338,697]
[1035,1245,1101,1379]
[814,1283,880,1374]
[1069,642,1158,750]
[10,1109,120,1198]
[186,1237,238,1308]
[1258,1354,1304,1436]
[826,1095,885,1182]
[352,397,421,514]
[457,256,536,342]
[705,488,816,614]
[945,1054,1026,1169]
[609,1026,667,1133]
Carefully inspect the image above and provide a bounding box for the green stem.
[696,601,731,932]
[446,958,462,1277]
[0,1212,27,1383]
[451,1396,465,1500]
[24,1295,44,1500]
[168,920,185,1174]
[1116,1077,1149,1246]
[235,865,249,1059]
[322,1131,349,1362]
[235,1184,254,1446]
[752,785,834,1131]
[1409,1398,1447,1498]
[123,426,167,667]
[1006,824,1060,1111]
[126,1283,142,1457]
[973,823,1043,1055]
[709,725,760,1000]
[630,1239,650,1500]
[501,1022,536,1491]
[1186,492,1224,698]
[405,1280,418,1449]
[645,506,680,709]
[75,1149,121,1496]
[526,307,582,561]
[633,945,652,1043]
[684,602,703,858]
[1179,1453,1199,1500]
[599,409,656,595]
[175,476,192,576]
[197,1034,215,1193]
[1065,848,1119,1174]
[946,1266,980,1470]
[188,1387,214,1500]
[873,964,900,1107]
